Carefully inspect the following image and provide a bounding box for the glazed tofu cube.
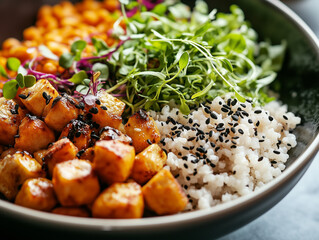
[124,110,161,153]
[131,144,167,185]
[86,91,125,130]
[93,140,135,184]
[44,94,80,132]
[15,178,57,211]
[19,79,59,117]
[0,152,44,200]
[15,115,55,153]
[59,120,92,150]
[0,98,26,145]
[52,159,100,207]
[33,149,48,165]
[79,147,94,162]
[0,148,18,159]
[142,169,188,215]
[99,126,132,145]
[52,207,90,217]
[43,138,78,176]
[92,182,143,219]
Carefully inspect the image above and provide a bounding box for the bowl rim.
[1,0,319,234]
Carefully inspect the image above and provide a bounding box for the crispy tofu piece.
[0,98,26,145]
[93,140,135,184]
[79,147,94,162]
[86,91,125,130]
[59,120,92,150]
[52,159,100,207]
[43,138,78,176]
[15,115,55,153]
[131,144,167,185]
[15,178,57,211]
[0,152,44,200]
[124,110,160,153]
[33,149,48,165]
[142,169,188,215]
[19,79,59,117]
[44,94,80,132]
[99,126,132,145]
[52,207,90,217]
[0,148,18,159]
[92,182,143,219]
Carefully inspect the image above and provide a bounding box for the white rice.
[150,95,300,210]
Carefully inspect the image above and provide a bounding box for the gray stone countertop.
[220,0,319,239]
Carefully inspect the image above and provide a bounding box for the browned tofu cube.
[99,126,132,145]
[131,144,167,185]
[93,140,135,184]
[0,152,44,200]
[52,159,100,207]
[86,91,125,130]
[15,115,55,153]
[0,98,26,145]
[142,169,188,215]
[19,79,59,117]
[33,149,48,165]
[79,147,94,162]
[124,110,160,153]
[59,120,92,150]
[92,182,143,219]
[52,207,90,217]
[0,148,18,159]
[43,138,78,176]
[15,178,57,211]
[44,94,80,132]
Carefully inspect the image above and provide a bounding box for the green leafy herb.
[3,80,19,99]
[6,57,21,72]
[69,70,88,84]
[59,40,87,68]
[16,73,25,88]
[92,63,109,79]
[0,65,8,78]
[24,75,36,87]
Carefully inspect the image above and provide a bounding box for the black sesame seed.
[75,132,81,138]
[287,143,292,147]
[183,163,188,169]
[147,139,152,145]
[182,156,188,160]
[238,129,244,134]
[171,126,177,131]
[232,114,239,121]
[186,176,191,181]
[188,137,196,141]
[227,98,231,106]
[76,149,85,158]
[258,157,263,162]
[271,160,277,164]
[188,118,193,124]
[219,135,224,142]
[210,142,215,148]
[86,113,93,119]
[95,99,101,105]
[205,118,210,124]
[248,119,253,124]
[222,104,231,110]
[230,145,237,148]
[89,107,99,114]
[18,94,29,99]
[231,99,237,106]
[204,107,210,114]
[219,101,222,105]
[231,127,236,133]
[256,121,260,127]
[101,106,108,111]
[232,136,239,139]
[259,139,264,142]
[178,152,182,156]
[217,127,225,132]
[175,174,180,178]
[215,146,220,152]
[221,107,229,113]
[91,132,100,140]
[233,171,236,174]
[184,185,188,190]
[210,163,216,168]
[183,146,190,150]
[273,150,280,155]
[254,110,262,114]
[75,102,85,110]
[209,131,213,138]
[240,104,246,108]
[210,112,218,119]
[283,115,288,120]
[52,96,62,108]
[268,116,274,121]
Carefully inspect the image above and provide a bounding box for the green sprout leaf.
[59,53,75,69]
[92,38,109,55]
[179,52,189,71]
[16,73,25,88]
[0,65,8,78]
[71,40,87,61]
[24,75,36,88]
[69,71,88,84]
[3,79,19,99]
[6,57,21,72]
[92,63,109,80]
